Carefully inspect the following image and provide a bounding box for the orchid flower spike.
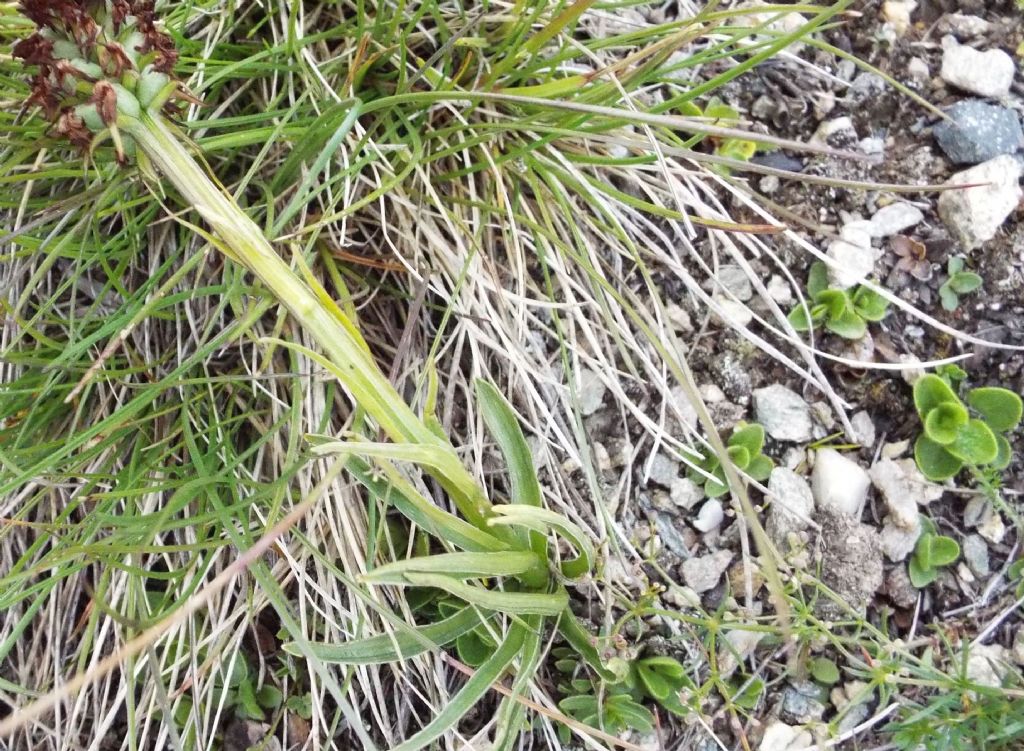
[13,0,186,161]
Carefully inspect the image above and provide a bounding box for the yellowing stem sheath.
[124,111,491,526]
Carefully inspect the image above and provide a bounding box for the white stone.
[670,477,705,510]
[1013,628,1024,666]
[881,439,910,460]
[766,468,815,547]
[940,37,1016,99]
[681,550,733,593]
[693,499,725,532]
[851,411,876,448]
[759,722,813,751]
[577,367,607,416]
[978,509,1006,544]
[966,644,1010,690]
[937,14,993,38]
[938,155,1023,251]
[767,274,794,306]
[754,384,814,443]
[715,264,754,301]
[718,627,766,678]
[826,235,878,289]
[881,1,915,37]
[667,302,693,333]
[812,448,871,518]
[899,355,927,384]
[699,383,727,403]
[870,202,925,237]
[811,116,856,146]
[738,1,810,53]
[870,458,944,528]
[713,295,754,328]
[907,57,930,83]
[880,520,921,562]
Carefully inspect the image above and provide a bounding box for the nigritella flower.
[14,0,185,161]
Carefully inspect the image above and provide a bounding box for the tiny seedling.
[913,374,1022,481]
[907,517,960,588]
[678,96,769,173]
[938,257,983,312]
[787,262,889,339]
[555,651,689,742]
[688,422,773,497]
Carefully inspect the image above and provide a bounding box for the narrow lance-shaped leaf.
[404,573,569,616]
[361,551,545,585]
[282,606,491,665]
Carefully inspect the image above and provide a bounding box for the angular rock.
[826,220,878,288]
[851,410,876,448]
[577,367,607,416]
[693,499,725,532]
[934,100,1024,165]
[759,722,812,751]
[962,534,990,577]
[818,508,884,616]
[715,264,754,301]
[880,521,921,562]
[940,38,1016,98]
[681,549,733,593]
[869,201,925,237]
[813,449,871,518]
[938,155,1023,250]
[870,458,944,527]
[782,681,827,723]
[936,13,992,39]
[671,477,704,510]
[881,1,915,37]
[966,644,1010,690]
[754,384,814,443]
[766,468,815,548]
[713,295,754,328]
[648,453,680,487]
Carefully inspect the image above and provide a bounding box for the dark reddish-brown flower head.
[13,0,182,159]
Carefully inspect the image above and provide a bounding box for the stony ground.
[573,2,1024,749]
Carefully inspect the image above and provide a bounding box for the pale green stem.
[123,110,490,527]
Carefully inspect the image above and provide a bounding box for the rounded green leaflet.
[726,444,751,470]
[923,401,969,446]
[914,434,963,481]
[824,307,867,340]
[993,434,1012,471]
[967,387,1023,433]
[945,419,998,465]
[913,374,960,419]
[923,535,960,568]
[810,657,841,685]
[908,556,938,588]
[729,423,765,456]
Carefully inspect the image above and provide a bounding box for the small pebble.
[754,384,814,443]
[812,449,870,518]
[869,202,924,237]
[938,155,1023,250]
[681,549,733,593]
[961,534,990,577]
[940,37,1015,99]
[933,100,1024,165]
[693,499,725,532]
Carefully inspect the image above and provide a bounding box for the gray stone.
[813,449,871,518]
[670,477,704,510]
[577,367,607,416]
[782,681,827,724]
[938,155,1023,250]
[818,508,884,616]
[766,468,815,548]
[754,385,814,443]
[962,534,990,577]
[966,644,1010,690]
[934,100,1024,165]
[654,513,692,557]
[936,13,992,38]
[940,38,1016,98]
[715,264,753,301]
[880,521,921,562]
[648,453,680,487]
[869,201,925,237]
[693,499,725,533]
[681,549,733,593]
[1013,627,1024,666]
